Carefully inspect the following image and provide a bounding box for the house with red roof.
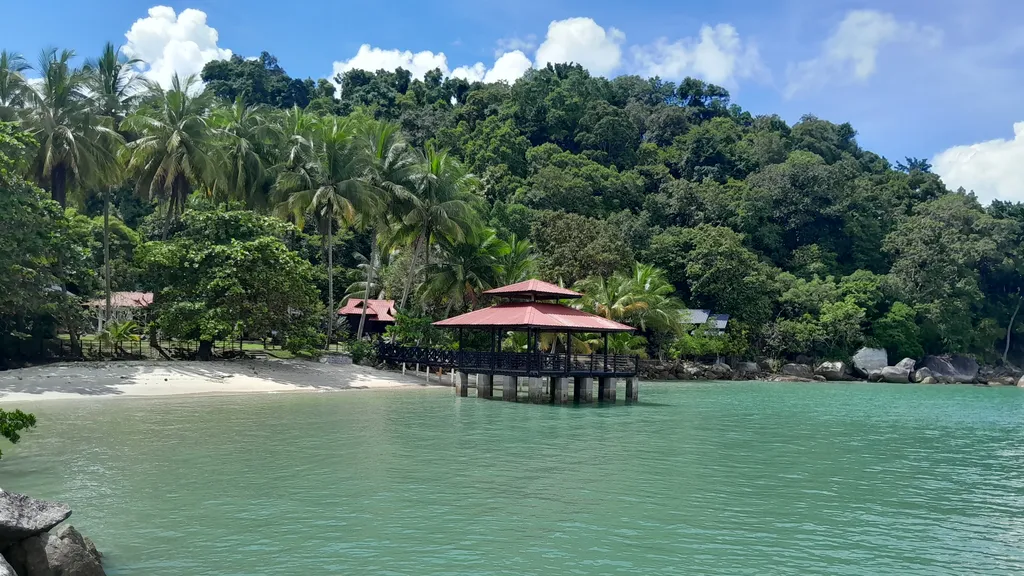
[337,298,397,336]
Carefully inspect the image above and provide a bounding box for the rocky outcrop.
[852,347,888,377]
[1018,375,1024,388]
[895,358,916,372]
[814,361,852,381]
[920,376,937,384]
[912,368,934,383]
[733,361,760,376]
[880,366,911,383]
[709,363,733,379]
[0,492,104,576]
[782,363,814,379]
[918,355,979,383]
[0,490,71,548]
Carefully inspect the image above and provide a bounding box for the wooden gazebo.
[376,280,640,404]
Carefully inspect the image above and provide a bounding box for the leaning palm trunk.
[326,223,334,349]
[104,186,111,327]
[399,235,422,310]
[356,229,377,340]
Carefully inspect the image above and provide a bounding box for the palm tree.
[400,145,482,310]
[354,120,416,338]
[25,48,121,207]
[493,234,537,287]
[0,50,30,121]
[84,42,142,121]
[274,116,377,346]
[424,228,505,315]
[98,319,141,357]
[576,263,681,333]
[121,73,216,236]
[211,96,278,208]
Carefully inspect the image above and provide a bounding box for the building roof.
[483,279,581,301]
[84,291,153,309]
[434,302,633,332]
[338,298,397,322]
[681,309,729,331]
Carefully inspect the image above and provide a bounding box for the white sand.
[0,359,440,402]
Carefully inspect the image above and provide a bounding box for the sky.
[5,0,1024,203]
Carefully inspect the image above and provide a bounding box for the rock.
[766,374,816,383]
[814,361,852,381]
[852,347,888,377]
[912,368,934,383]
[0,555,15,576]
[867,370,883,382]
[733,361,760,378]
[920,376,937,384]
[758,359,777,373]
[794,354,814,366]
[5,525,105,576]
[0,490,72,548]
[1018,375,1024,388]
[813,375,827,382]
[895,357,917,372]
[990,377,1017,386]
[781,363,814,379]
[880,366,911,383]
[709,363,732,379]
[917,355,980,384]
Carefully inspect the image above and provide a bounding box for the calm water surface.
[3,382,1024,575]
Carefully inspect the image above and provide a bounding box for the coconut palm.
[424,228,505,315]
[576,263,682,333]
[274,115,377,346]
[84,42,143,122]
[211,96,278,208]
[353,120,416,338]
[0,50,30,121]
[25,48,121,207]
[400,145,482,310]
[493,234,537,287]
[98,319,141,356]
[120,73,217,235]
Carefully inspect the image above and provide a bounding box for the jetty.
[377,280,640,404]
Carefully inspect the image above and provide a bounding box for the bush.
[0,409,36,460]
[348,339,377,365]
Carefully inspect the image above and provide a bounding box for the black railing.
[376,343,639,377]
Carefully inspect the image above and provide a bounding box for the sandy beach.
[0,359,439,402]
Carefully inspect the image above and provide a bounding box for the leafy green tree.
[98,319,141,355]
[532,211,634,285]
[871,302,924,360]
[138,208,322,359]
[424,228,505,314]
[210,97,277,208]
[0,408,36,461]
[201,52,313,109]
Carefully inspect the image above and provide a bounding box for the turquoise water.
[3,382,1024,575]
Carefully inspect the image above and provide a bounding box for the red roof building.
[84,291,154,309]
[482,279,581,301]
[434,302,631,332]
[338,298,397,322]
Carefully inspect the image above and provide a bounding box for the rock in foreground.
[918,355,979,384]
[815,361,852,381]
[781,363,813,379]
[5,524,104,576]
[852,347,888,377]
[880,366,911,383]
[0,490,71,549]
[0,555,14,576]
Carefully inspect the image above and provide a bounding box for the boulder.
[781,363,814,379]
[880,366,911,383]
[852,347,888,377]
[709,363,732,379]
[917,355,980,384]
[758,359,779,373]
[0,490,72,548]
[814,361,852,381]
[0,555,14,576]
[920,376,937,384]
[734,361,760,375]
[895,358,917,372]
[867,370,883,382]
[1018,375,1024,388]
[990,377,1017,386]
[912,368,934,383]
[813,375,827,382]
[5,524,104,576]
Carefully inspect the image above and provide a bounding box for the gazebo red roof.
[434,302,632,332]
[337,298,397,322]
[483,279,581,300]
[84,291,153,309]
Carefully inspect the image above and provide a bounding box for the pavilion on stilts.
[376,279,640,404]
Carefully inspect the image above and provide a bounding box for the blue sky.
[6,0,1024,202]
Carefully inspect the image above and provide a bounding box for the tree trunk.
[198,340,213,361]
[1004,292,1022,364]
[104,186,112,329]
[399,235,421,310]
[50,164,67,207]
[326,222,334,349]
[356,228,377,340]
[421,226,432,315]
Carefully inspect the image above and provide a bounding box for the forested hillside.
[2,46,1023,366]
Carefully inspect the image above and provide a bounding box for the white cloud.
[123,5,232,88]
[632,24,765,86]
[451,62,486,82]
[495,35,537,58]
[932,122,1024,204]
[331,44,451,81]
[786,10,941,97]
[485,51,533,83]
[534,17,626,76]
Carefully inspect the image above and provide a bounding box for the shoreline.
[0,359,442,403]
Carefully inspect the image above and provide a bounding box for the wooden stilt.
[552,377,569,404]
[528,377,544,403]
[598,376,616,402]
[575,377,593,403]
[502,375,517,402]
[456,372,469,397]
[478,374,493,399]
[626,377,638,402]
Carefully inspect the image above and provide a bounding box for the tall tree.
[121,73,216,235]
[84,42,142,121]
[26,48,120,207]
[211,96,277,208]
[0,50,30,122]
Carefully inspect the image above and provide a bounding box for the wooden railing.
[376,343,639,377]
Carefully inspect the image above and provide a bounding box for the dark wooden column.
[564,331,571,374]
[603,332,609,372]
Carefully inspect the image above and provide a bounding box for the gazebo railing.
[376,343,639,377]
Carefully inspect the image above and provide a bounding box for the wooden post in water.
[502,375,517,402]
[528,377,544,403]
[456,372,469,397]
[575,377,593,403]
[626,377,639,402]
[477,374,493,399]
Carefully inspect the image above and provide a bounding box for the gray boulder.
[814,361,852,381]
[912,368,934,383]
[0,490,71,548]
[852,347,888,377]
[733,361,760,376]
[920,376,938,384]
[895,358,917,372]
[880,366,911,383]
[867,369,883,382]
[1018,375,1024,388]
[0,555,15,576]
[782,363,814,379]
[918,355,979,383]
[5,524,104,576]
[709,362,732,379]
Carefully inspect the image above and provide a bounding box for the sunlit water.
[3,381,1024,575]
